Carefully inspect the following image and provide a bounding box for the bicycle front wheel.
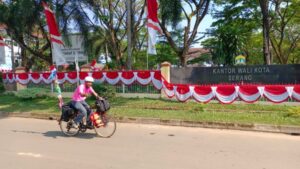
[94,113,116,138]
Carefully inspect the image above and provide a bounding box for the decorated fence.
[2,71,300,104]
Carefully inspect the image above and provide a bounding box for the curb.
[118,117,300,135]
[1,112,300,135]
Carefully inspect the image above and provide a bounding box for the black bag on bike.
[95,99,110,113]
[61,103,75,122]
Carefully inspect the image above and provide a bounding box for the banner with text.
[61,34,87,63]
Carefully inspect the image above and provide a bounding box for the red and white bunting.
[238,85,262,103]
[175,85,192,102]
[215,86,238,104]
[192,86,215,103]
[264,85,289,103]
[292,86,300,101]
[2,70,300,104]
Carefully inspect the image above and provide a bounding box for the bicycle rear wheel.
[59,119,80,136]
[94,113,116,138]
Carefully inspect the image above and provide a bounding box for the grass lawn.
[0,94,300,126]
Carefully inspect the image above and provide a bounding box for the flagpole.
[10,39,15,72]
[50,42,55,93]
[146,27,149,70]
[75,55,79,87]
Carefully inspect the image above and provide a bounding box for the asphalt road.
[0,117,299,169]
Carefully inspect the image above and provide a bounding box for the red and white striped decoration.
[160,79,299,103]
[2,70,163,88]
[2,71,300,104]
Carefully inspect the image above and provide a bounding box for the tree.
[208,0,300,65]
[159,0,211,67]
[258,0,272,65]
[270,0,300,64]
[0,0,94,70]
[84,0,145,69]
[203,0,259,65]
[0,0,51,70]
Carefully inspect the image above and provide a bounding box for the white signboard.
[60,35,87,62]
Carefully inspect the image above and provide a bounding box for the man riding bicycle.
[72,76,102,128]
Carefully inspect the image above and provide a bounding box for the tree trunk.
[180,47,190,67]
[126,0,133,70]
[259,0,271,65]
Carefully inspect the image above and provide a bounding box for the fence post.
[160,61,171,98]
[15,66,27,91]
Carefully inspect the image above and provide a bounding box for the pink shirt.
[72,84,95,101]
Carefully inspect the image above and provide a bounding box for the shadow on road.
[11,129,98,139]
[43,131,96,139]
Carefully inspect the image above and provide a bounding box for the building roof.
[186,48,210,61]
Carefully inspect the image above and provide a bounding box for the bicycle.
[58,100,116,138]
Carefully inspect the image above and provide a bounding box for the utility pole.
[126,0,132,70]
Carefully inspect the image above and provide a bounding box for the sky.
[195,14,214,47]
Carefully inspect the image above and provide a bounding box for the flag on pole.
[48,65,64,109]
[42,2,67,66]
[147,0,161,55]
[0,36,6,65]
[48,65,57,80]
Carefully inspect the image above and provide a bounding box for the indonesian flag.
[0,36,6,64]
[147,0,161,55]
[42,2,67,66]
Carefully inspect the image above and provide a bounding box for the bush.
[15,88,51,100]
[3,91,16,96]
[286,107,300,118]
[0,73,4,93]
[92,83,116,99]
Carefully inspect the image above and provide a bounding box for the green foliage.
[210,0,300,65]
[3,91,16,96]
[159,0,182,28]
[205,0,260,65]
[0,73,4,93]
[244,33,264,65]
[15,88,51,100]
[269,0,300,64]
[0,0,52,69]
[156,42,179,65]
[285,107,300,118]
[92,84,116,99]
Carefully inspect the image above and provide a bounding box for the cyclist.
[72,76,102,128]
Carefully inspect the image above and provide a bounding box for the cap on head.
[84,76,94,83]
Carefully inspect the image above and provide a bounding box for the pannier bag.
[90,112,102,128]
[61,103,75,122]
[95,99,110,113]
